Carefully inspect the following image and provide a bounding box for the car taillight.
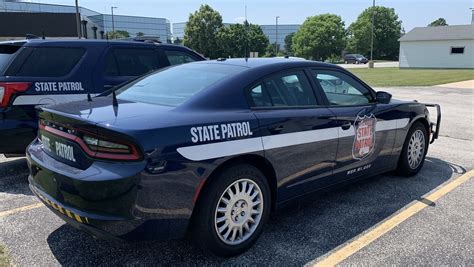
[39,122,142,161]
[0,82,31,107]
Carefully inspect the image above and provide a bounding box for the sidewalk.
[435,80,474,89]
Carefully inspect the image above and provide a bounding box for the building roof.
[399,25,474,42]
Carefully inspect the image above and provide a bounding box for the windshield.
[116,63,247,106]
[355,54,365,58]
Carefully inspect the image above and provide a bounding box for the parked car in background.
[0,38,205,155]
[27,58,440,257]
[344,54,369,64]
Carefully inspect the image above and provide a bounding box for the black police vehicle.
[0,39,204,155]
[27,58,441,257]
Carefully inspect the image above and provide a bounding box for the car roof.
[5,38,186,49]
[193,57,339,69]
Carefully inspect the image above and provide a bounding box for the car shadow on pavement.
[0,157,32,196]
[46,157,461,265]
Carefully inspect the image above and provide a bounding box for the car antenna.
[112,91,118,107]
[87,93,92,102]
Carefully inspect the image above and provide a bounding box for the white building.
[399,25,474,69]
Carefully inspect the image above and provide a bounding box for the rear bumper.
[0,105,37,154]
[26,139,194,241]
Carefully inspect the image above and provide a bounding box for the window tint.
[165,50,198,65]
[112,48,159,76]
[104,51,118,76]
[251,71,317,107]
[451,47,464,54]
[116,63,245,107]
[0,43,24,73]
[14,47,84,77]
[250,84,272,107]
[312,70,373,106]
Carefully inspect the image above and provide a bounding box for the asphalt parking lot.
[0,86,472,266]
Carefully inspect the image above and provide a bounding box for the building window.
[451,47,465,54]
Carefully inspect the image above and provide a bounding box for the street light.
[75,0,82,38]
[111,6,118,37]
[275,16,280,55]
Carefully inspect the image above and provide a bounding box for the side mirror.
[376,91,392,104]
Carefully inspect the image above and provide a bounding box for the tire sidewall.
[398,122,429,176]
[194,164,271,257]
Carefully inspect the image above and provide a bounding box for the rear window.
[0,43,24,74]
[116,63,246,106]
[8,47,85,77]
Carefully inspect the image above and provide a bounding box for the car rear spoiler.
[424,103,441,144]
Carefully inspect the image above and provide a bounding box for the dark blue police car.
[0,38,204,155]
[27,58,440,257]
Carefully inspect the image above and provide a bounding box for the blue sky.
[41,0,473,31]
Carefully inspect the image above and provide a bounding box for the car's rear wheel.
[397,122,429,176]
[192,164,271,257]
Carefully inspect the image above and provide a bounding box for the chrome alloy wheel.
[407,129,425,169]
[214,178,264,245]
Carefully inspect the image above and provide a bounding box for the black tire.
[192,164,271,257]
[397,122,429,176]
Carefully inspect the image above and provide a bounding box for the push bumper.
[424,103,441,144]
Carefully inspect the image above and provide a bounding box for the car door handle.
[341,122,352,130]
[269,125,284,134]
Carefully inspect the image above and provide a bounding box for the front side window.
[312,70,373,106]
[13,47,84,77]
[250,71,317,107]
[116,63,246,106]
[165,50,199,66]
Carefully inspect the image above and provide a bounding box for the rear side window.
[164,50,199,66]
[0,43,24,74]
[105,48,159,76]
[250,71,317,107]
[12,47,85,77]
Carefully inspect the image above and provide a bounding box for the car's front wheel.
[192,164,271,257]
[397,122,429,176]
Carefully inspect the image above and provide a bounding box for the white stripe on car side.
[176,137,264,161]
[12,94,98,106]
[177,118,410,161]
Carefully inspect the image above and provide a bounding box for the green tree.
[217,22,269,58]
[428,18,448,27]
[107,30,130,39]
[184,4,223,59]
[346,6,403,60]
[284,32,295,55]
[292,14,346,61]
[136,32,145,37]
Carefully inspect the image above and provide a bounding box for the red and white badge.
[352,114,376,160]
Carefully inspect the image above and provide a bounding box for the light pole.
[75,0,82,38]
[275,16,280,55]
[370,0,375,62]
[111,6,117,37]
[470,8,474,25]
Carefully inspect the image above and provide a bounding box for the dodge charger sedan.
[27,58,440,257]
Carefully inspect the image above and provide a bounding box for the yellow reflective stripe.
[74,214,83,223]
[65,210,74,219]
